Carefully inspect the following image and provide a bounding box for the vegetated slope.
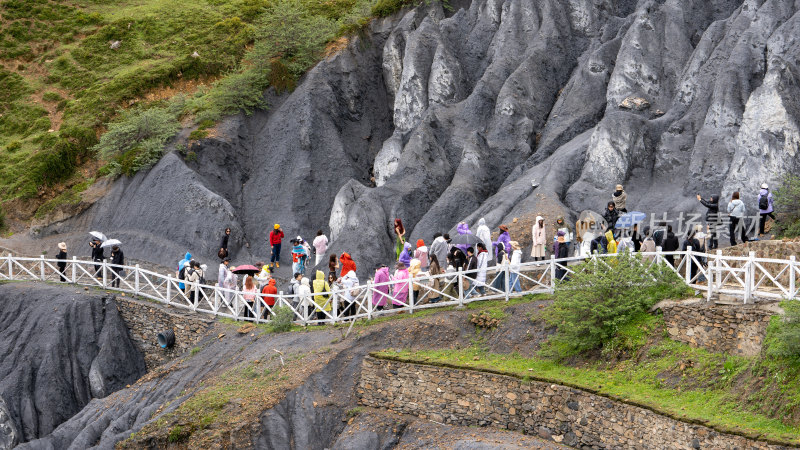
[0,0,402,227]
[23,0,800,276]
[0,282,145,448]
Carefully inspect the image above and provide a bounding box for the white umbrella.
[100,239,121,248]
[89,231,107,241]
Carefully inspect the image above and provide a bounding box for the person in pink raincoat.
[391,261,410,308]
[371,265,391,310]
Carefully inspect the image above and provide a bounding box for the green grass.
[380,344,800,445]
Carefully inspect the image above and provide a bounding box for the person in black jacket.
[90,238,104,279]
[697,194,720,249]
[110,245,124,288]
[662,225,681,267]
[682,227,703,282]
[56,242,68,282]
[220,228,230,259]
[603,201,620,230]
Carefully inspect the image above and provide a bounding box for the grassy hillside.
[0,0,418,227]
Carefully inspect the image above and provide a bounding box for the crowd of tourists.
[56,182,775,321]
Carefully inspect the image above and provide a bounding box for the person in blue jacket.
[177,252,192,290]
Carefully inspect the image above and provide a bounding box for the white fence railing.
[0,247,796,325]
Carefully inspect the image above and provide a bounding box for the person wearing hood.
[56,242,68,282]
[414,239,429,271]
[509,241,523,292]
[312,230,329,266]
[341,270,359,317]
[372,265,391,310]
[291,239,308,275]
[394,218,406,259]
[475,218,492,260]
[340,252,357,277]
[269,224,284,268]
[287,271,303,303]
[697,194,720,249]
[603,201,620,229]
[260,278,278,318]
[398,241,412,267]
[312,270,331,321]
[429,233,449,271]
[612,184,627,213]
[90,238,105,279]
[177,252,192,290]
[455,222,473,254]
[758,183,776,236]
[531,216,547,261]
[493,225,511,262]
[603,229,617,254]
[110,245,124,288]
[727,191,747,246]
[554,217,572,256]
[391,262,410,308]
[297,277,313,322]
[255,263,271,289]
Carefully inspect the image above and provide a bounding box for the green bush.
[775,173,800,238]
[5,141,21,152]
[0,206,5,231]
[191,69,268,122]
[764,302,800,361]
[269,306,295,333]
[93,106,181,177]
[371,0,415,17]
[542,252,691,358]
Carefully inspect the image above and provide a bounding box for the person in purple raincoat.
[372,265,391,310]
[398,241,412,266]
[493,224,511,262]
[391,262,410,308]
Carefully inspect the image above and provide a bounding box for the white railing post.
[550,255,556,291]
[716,250,723,291]
[744,251,755,304]
[102,259,108,288]
[367,281,373,320]
[71,256,77,283]
[504,260,510,302]
[134,264,140,296]
[40,255,45,281]
[8,255,13,280]
[790,255,797,301]
[213,286,220,315]
[166,277,172,305]
[457,268,464,308]
[656,246,663,266]
[685,247,692,284]
[408,276,414,315]
[332,292,339,324]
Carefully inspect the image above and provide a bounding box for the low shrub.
[0,207,6,231]
[269,306,295,333]
[764,301,800,361]
[775,173,800,238]
[542,251,691,358]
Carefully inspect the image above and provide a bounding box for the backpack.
[759,194,769,210]
[178,266,186,280]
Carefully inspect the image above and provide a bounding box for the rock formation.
[0,283,145,448]
[25,0,800,276]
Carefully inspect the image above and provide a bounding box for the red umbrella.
[232,265,260,275]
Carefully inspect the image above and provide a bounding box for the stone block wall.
[359,356,789,449]
[659,301,774,357]
[114,296,214,370]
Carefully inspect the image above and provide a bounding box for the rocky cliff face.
[27,0,800,275]
[0,283,145,448]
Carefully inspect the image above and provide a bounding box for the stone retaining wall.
[659,300,775,357]
[358,356,790,449]
[114,296,214,370]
